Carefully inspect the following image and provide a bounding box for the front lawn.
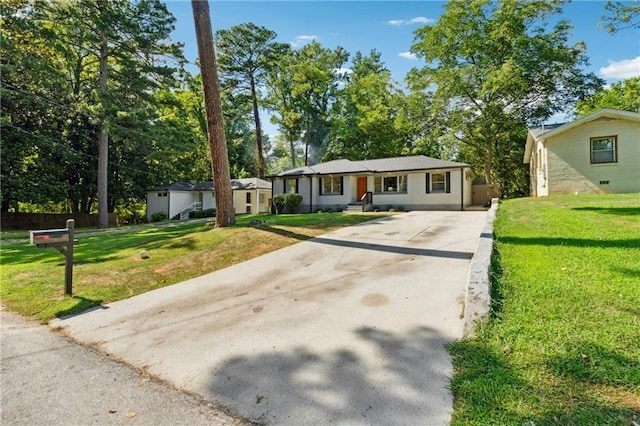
[0,213,384,322]
[450,193,640,424]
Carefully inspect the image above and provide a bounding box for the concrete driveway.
[53,211,487,425]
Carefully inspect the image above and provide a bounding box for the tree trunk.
[304,118,310,166]
[289,136,296,168]
[191,0,235,227]
[97,40,109,228]
[484,141,493,185]
[250,78,265,178]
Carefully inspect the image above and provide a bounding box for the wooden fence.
[1,212,117,231]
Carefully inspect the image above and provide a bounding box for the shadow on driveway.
[208,326,453,424]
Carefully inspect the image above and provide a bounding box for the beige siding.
[546,118,640,195]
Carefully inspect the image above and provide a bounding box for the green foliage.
[150,212,167,222]
[272,193,303,213]
[273,194,286,214]
[189,208,216,219]
[216,23,289,178]
[325,50,407,161]
[284,193,303,213]
[114,199,147,224]
[575,77,640,115]
[267,42,348,166]
[601,1,640,33]
[450,194,640,423]
[409,0,603,192]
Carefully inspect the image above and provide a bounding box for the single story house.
[271,155,473,212]
[524,108,640,196]
[146,178,272,220]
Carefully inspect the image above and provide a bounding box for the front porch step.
[345,203,363,213]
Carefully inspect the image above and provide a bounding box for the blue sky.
[164,0,640,127]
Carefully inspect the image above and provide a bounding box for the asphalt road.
[0,307,251,426]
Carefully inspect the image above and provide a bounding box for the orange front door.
[357,177,367,200]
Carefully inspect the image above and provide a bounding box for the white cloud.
[599,56,640,79]
[398,51,418,60]
[385,16,433,26]
[291,35,318,47]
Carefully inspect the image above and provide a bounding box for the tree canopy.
[409,0,603,194]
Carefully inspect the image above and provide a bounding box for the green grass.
[0,212,384,322]
[450,193,640,425]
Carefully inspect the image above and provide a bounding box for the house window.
[245,205,252,213]
[591,136,617,164]
[426,171,451,194]
[259,193,265,203]
[431,173,446,192]
[321,176,343,195]
[374,175,407,193]
[246,192,252,203]
[284,178,298,193]
[157,192,167,197]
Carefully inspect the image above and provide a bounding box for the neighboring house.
[524,108,640,197]
[146,178,272,220]
[271,155,472,212]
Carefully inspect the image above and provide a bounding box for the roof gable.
[524,108,640,163]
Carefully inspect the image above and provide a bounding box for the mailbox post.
[29,219,76,296]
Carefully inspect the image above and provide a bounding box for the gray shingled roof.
[148,178,271,192]
[272,155,468,177]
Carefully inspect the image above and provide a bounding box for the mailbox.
[30,229,70,246]
[29,219,76,296]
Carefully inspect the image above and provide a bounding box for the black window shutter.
[295,178,299,193]
[319,178,324,195]
[283,179,287,194]
[446,171,451,193]
[425,173,431,194]
[340,177,344,195]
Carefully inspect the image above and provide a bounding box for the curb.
[462,198,499,338]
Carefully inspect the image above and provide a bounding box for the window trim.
[426,171,451,194]
[320,176,343,196]
[590,135,617,164]
[283,178,299,193]
[373,175,408,194]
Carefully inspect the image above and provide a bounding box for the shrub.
[150,211,167,222]
[386,204,394,211]
[284,193,303,213]
[273,194,286,214]
[335,205,344,212]
[398,205,405,212]
[189,208,216,219]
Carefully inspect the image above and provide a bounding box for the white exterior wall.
[202,192,215,210]
[168,191,198,219]
[273,169,471,212]
[146,191,170,220]
[546,118,640,195]
[464,169,473,206]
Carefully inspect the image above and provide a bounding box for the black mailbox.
[29,219,76,295]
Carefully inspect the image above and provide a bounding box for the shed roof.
[147,178,271,192]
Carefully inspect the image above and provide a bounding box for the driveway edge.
[462,198,499,338]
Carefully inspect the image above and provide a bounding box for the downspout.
[460,167,464,211]
[167,191,171,220]
[309,175,313,213]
